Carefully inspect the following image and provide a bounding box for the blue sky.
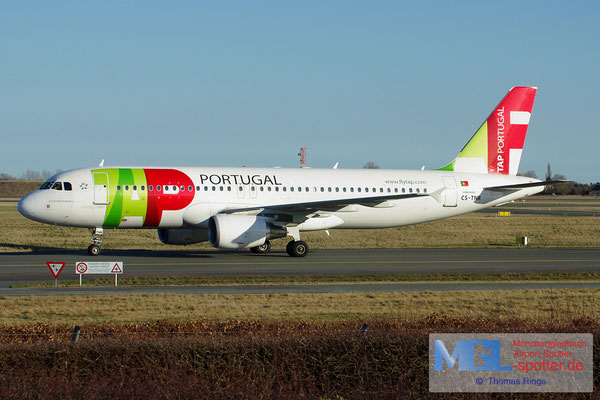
[1,1,599,182]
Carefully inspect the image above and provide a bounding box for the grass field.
[1,288,598,325]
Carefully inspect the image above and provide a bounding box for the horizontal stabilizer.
[484,180,569,191]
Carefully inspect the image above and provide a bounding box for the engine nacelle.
[158,228,209,245]
[208,214,286,249]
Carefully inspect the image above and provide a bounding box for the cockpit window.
[64,182,72,191]
[40,181,54,190]
[51,182,63,191]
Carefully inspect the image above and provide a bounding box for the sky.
[1,1,599,183]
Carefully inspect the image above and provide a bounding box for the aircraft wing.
[221,192,427,214]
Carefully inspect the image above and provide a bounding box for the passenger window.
[196,186,200,191]
[204,186,208,191]
[409,188,413,193]
[343,187,346,192]
[220,186,224,191]
[335,187,339,192]
[157,185,161,191]
[328,187,332,192]
[424,188,428,193]
[394,188,398,193]
[387,188,390,193]
[380,188,383,193]
[402,188,406,193]
[290,187,294,192]
[305,187,309,192]
[416,188,420,193]
[350,188,354,192]
[283,187,287,192]
[260,187,264,191]
[228,186,232,191]
[275,187,279,192]
[212,186,216,191]
[141,186,145,191]
[297,187,301,192]
[365,188,369,192]
[125,185,129,191]
[133,186,137,191]
[320,187,324,192]
[358,188,361,192]
[239,186,244,191]
[251,186,255,191]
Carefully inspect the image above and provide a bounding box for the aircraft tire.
[250,240,271,254]
[88,244,101,256]
[286,240,309,257]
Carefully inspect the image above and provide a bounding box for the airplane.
[18,86,558,257]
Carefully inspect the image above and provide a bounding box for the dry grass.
[1,288,598,326]
[1,198,600,252]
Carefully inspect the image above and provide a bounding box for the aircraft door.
[93,172,110,205]
[442,176,458,207]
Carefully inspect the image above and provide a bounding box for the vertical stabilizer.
[438,86,537,175]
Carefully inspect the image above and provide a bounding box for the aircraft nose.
[18,192,41,221]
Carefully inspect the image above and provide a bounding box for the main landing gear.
[248,226,310,257]
[249,239,309,257]
[88,227,103,256]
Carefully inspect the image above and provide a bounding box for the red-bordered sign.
[46,262,66,279]
[76,262,88,274]
[111,263,123,273]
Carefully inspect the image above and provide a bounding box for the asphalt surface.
[0,248,599,295]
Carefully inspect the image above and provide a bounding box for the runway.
[0,248,599,295]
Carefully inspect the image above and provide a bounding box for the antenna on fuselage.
[298,147,307,168]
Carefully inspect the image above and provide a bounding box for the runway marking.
[2,259,599,268]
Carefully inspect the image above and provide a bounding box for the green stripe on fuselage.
[93,168,148,227]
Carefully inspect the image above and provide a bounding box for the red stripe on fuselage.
[143,169,195,226]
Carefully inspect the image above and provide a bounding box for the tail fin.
[438,86,537,175]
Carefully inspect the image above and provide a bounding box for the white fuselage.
[18,166,542,231]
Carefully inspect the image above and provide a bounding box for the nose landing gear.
[88,227,103,256]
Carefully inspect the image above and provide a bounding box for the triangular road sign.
[46,262,66,279]
[111,262,123,273]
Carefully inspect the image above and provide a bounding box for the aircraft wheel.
[88,244,101,256]
[286,240,309,257]
[250,240,271,254]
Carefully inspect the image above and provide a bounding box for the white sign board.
[75,261,123,274]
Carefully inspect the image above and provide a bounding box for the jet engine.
[208,214,287,249]
[158,228,209,245]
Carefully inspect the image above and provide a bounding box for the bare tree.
[363,161,380,169]
[0,173,17,180]
[21,169,41,181]
[519,170,538,179]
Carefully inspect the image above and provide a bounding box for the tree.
[363,161,380,169]
[21,169,41,181]
[519,170,538,179]
[0,173,17,180]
